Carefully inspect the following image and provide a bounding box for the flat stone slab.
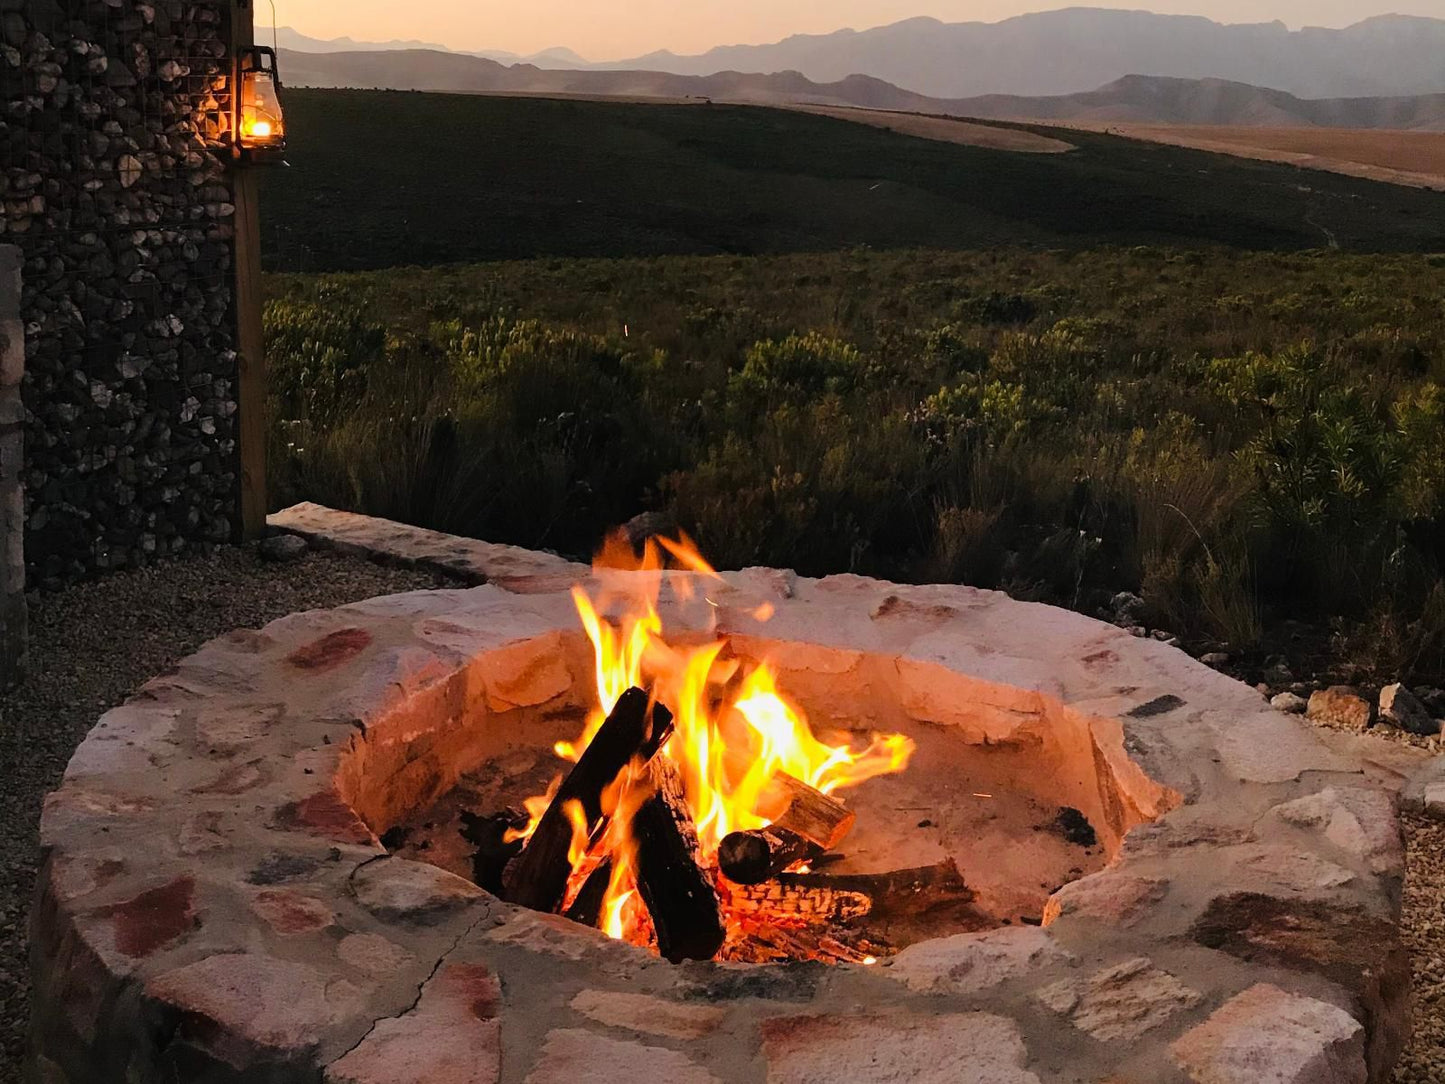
[28,508,1409,1083]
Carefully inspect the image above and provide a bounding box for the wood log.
[632,756,726,963]
[718,825,821,885]
[787,861,972,917]
[504,688,674,913]
[563,858,612,928]
[728,860,972,927]
[727,880,873,924]
[760,772,857,851]
[459,807,528,896]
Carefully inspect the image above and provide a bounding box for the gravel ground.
[0,546,449,1078]
[1396,812,1445,1084]
[0,547,1442,1080]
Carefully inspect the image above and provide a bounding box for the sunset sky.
[282,2,1444,60]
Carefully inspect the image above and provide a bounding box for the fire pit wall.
[29,532,1410,1084]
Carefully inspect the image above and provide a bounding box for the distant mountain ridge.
[279,10,1445,101]
[275,27,587,68]
[280,49,1445,132]
[595,8,1445,100]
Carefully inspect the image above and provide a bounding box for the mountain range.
[274,27,587,69]
[281,8,1445,100]
[278,50,1445,132]
[596,9,1445,100]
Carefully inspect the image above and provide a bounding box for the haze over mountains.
[274,27,587,69]
[279,53,1445,132]
[282,8,1445,101]
[596,9,1445,100]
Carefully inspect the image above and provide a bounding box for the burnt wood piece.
[729,860,973,926]
[718,825,822,885]
[728,880,873,924]
[762,773,857,851]
[563,858,613,928]
[632,757,726,963]
[459,807,528,895]
[504,688,674,913]
[788,861,972,917]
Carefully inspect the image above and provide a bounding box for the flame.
[530,529,915,949]
[505,775,561,845]
[563,799,590,870]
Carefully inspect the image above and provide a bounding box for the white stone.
[1036,957,1201,1042]
[351,857,486,924]
[1268,788,1402,876]
[1271,692,1307,714]
[1215,710,1359,784]
[1236,845,1356,892]
[885,926,1073,994]
[1425,781,1445,819]
[525,1029,719,1084]
[763,1011,1041,1084]
[1171,983,1366,1084]
[569,990,725,1040]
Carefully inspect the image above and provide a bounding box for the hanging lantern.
[236,45,286,159]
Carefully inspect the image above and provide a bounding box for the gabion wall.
[1,0,241,588]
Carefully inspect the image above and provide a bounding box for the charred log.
[563,858,613,928]
[460,807,528,895]
[718,825,823,885]
[503,688,674,913]
[632,757,726,963]
[728,860,984,949]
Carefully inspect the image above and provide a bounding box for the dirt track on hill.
[788,105,1075,154]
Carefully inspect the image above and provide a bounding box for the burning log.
[717,773,855,885]
[504,688,674,913]
[730,860,973,929]
[632,757,726,963]
[728,879,873,924]
[718,826,822,885]
[760,772,857,851]
[563,858,613,928]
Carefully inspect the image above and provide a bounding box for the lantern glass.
[238,48,286,152]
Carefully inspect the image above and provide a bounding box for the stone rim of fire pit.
[28,508,1409,1084]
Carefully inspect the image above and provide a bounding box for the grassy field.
[259,90,1445,271]
[263,246,1445,686]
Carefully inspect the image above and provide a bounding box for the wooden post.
[231,0,267,539]
[0,245,25,688]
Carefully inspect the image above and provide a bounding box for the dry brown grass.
[791,105,1075,154]
[1065,124,1445,190]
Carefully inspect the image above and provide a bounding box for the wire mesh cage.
[0,0,243,586]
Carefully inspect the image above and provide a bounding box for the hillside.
[278,47,949,112]
[283,50,1445,133]
[957,76,1445,132]
[599,9,1445,100]
[257,90,1445,272]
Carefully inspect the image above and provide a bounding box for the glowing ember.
[519,531,916,953]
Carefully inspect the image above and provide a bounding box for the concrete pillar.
[0,245,25,688]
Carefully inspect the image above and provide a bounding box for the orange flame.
[533,529,915,948]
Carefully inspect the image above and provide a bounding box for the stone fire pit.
[28,510,1409,1083]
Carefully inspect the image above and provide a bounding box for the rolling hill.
[281,48,1445,133]
[257,89,1445,273]
[957,76,1445,131]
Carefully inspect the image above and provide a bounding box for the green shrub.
[265,299,386,425]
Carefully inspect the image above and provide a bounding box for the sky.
[281,2,1445,60]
